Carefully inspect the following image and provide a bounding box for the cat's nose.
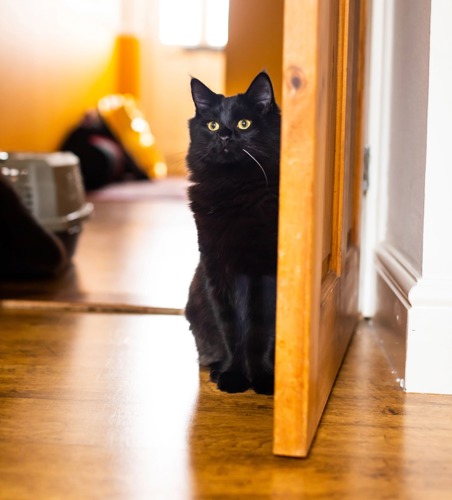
[219,135,230,145]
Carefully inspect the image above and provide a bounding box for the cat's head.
[187,72,280,180]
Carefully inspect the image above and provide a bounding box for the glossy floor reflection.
[0,179,199,309]
[1,310,452,499]
[0,311,199,498]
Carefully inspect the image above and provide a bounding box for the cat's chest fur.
[189,182,278,275]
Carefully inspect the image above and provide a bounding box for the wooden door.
[274,0,366,457]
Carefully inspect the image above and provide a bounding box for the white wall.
[384,0,430,274]
[421,0,452,280]
[359,0,392,316]
[360,0,430,315]
[364,0,452,394]
[405,0,452,394]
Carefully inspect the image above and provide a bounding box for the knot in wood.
[286,66,305,95]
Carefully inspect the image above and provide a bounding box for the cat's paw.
[217,371,250,393]
[252,373,274,395]
[209,362,222,382]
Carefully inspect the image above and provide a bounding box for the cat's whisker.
[244,144,266,156]
[245,145,272,162]
[242,148,269,189]
[169,151,189,167]
[191,149,210,162]
[198,152,210,161]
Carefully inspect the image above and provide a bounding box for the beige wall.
[0,0,119,152]
[225,0,284,104]
[139,1,225,176]
[0,0,282,175]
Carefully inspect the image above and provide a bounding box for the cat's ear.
[245,72,275,114]
[191,78,220,113]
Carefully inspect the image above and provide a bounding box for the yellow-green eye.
[207,121,220,131]
[237,119,252,130]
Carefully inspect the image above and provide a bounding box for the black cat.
[185,72,281,394]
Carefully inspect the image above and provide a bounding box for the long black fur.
[185,72,280,394]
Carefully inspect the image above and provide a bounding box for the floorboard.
[2,178,452,498]
[1,309,451,499]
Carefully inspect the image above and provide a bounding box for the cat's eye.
[207,121,220,131]
[237,119,252,130]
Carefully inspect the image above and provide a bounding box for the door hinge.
[363,146,370,194]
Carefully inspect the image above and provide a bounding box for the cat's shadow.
[188,367,273,463]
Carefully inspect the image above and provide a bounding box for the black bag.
[0,173,68,278]
[61,110,148,191]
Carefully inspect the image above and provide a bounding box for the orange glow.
[117,34,141,98]
[98,94,167,179]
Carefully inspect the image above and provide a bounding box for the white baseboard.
[375,243,452,395]
[374,243,413,390]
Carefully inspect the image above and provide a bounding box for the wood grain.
[331,0,350,276]
[275,0,322,457]
[1,310,451,498]
[0,299,183,315]
[275,0,364,457]
[351,0,369,246]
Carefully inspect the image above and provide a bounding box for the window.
[159,0,229,49]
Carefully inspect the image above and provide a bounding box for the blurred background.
[0,0,284,176]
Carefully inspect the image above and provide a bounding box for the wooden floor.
[1,179,452,499]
